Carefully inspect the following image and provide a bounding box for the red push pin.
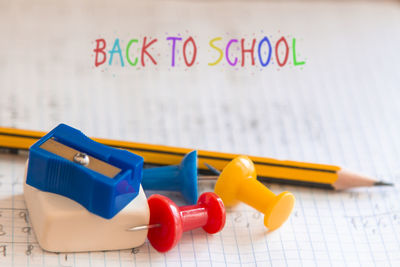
[128,192,226,253]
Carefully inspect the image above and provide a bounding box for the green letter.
[293,38,305,66]
[126,39,139,66]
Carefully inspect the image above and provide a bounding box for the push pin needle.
[203,162,221,175]
[126,192,225,253]
[127,224,161,231]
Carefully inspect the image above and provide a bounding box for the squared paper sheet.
[0,0,400,266]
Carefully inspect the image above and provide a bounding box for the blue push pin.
[142,151,198,205]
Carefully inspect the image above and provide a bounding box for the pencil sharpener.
[26,123,144,219]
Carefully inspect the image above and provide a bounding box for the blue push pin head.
[142,150,198,204]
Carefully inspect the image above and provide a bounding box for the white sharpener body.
[23,161,150,252]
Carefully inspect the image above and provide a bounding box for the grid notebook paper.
[0,0,400,266]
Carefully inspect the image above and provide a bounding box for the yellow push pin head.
[214,156,295,230]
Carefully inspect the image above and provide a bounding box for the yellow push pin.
[213,156,295,230]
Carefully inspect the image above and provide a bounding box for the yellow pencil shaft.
[0,126,340,185]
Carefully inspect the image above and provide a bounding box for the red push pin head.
[146,192,226,253]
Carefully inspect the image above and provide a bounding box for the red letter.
[275,37,289,67]
[183,37,197,67]
[141,37,158,66]
[241,38,256,67]
[94,39,106,67]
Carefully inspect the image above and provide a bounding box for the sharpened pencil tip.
[374,181,394,186]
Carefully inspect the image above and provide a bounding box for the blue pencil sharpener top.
[26,123,144,219]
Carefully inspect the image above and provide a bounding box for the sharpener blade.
[40,138,121,178]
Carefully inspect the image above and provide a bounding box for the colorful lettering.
[108,38,124,67]
[93,35,305,70]
[275,37,289,67]
[126,39,139,66]
[241,38,256,67]
[292,38,305,66]
[183,37,197,67]
[208,37,223,66]
[167,37,182,67]
[94,39,107,67]
[258,37,272,67]
[141,37,158,66]
[226,39,238,66]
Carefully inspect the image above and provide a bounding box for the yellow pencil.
[0,126,392,190]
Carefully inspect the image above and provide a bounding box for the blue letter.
[108,38,124,67]
[258,37,272,67]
